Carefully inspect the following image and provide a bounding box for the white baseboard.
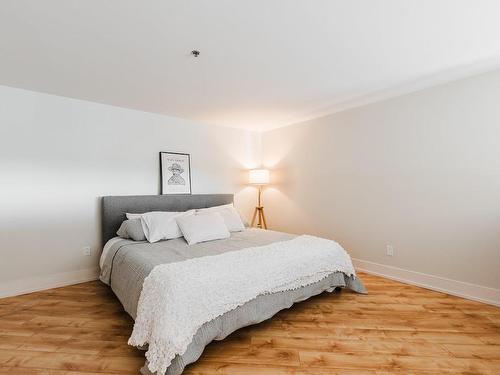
[353,258,500,307]
[0,267,100,299]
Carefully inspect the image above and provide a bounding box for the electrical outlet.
[83,246,91,256]
[386,245,394,257]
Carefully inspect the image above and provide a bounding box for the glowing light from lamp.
[249,169,270,185]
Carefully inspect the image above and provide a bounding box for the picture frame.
[159,152,192,195]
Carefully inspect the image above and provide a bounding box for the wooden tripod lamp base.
[251,205,267,229]
[248,169,270,230]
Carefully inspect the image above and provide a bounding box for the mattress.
[100,228,366,375]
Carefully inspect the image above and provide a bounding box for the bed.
[100,194,366,375]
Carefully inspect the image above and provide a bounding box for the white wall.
[262,70,500,294]
[2,69,500,302]
[0,86,260,297]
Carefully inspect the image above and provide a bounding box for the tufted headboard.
[101,194,233,245]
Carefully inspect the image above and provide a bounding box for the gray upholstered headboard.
[101,194,233,245]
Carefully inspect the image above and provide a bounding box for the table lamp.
[249,169,270,229]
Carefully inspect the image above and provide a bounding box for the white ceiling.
[1,0,500,131]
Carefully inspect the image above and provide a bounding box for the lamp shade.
[249,169,270,185]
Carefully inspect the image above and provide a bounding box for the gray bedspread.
[100,228,367,375]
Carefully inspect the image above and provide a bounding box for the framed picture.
[159,152,192,195]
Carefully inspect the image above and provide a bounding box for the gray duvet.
[100,228,366,375]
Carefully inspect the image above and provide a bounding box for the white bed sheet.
[99,237,124,269]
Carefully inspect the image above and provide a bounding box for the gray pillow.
[116,219,146,241]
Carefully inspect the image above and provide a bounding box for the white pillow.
[126,210,195,220]
[126,213,143,220]
[176,212,230,245]
[140,211,194,243]
[201,203,233,211]
[197,205,245,232]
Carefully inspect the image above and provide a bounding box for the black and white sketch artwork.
[159,152,191,194]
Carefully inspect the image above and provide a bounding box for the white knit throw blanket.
[129,235,356,374]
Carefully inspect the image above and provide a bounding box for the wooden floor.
[0,273,498,374]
